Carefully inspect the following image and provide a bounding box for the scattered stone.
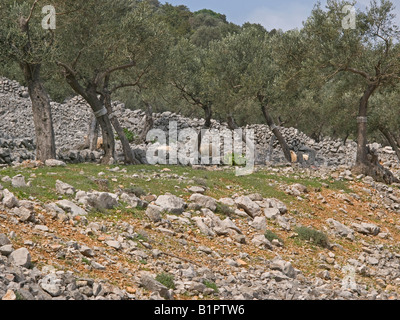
[155,195,186,215]
[235,196,261,218]
[56,200,88,217]
[145,205,163,223]
[56,180,76,195]
[2,189,19,208]
[11,174,26,188]
[9,247,31,268]
[189,193,217,211]
[45,159,66,167]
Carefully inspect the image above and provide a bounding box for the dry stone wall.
[0,77,398,168]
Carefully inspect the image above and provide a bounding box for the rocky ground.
[1,160,400,301]
[2,77,400,301]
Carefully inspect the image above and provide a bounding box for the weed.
[295,226,330,248]
[203,280,218,293]
[124,186,147,198]
[264,230,284,244]
[215,202,235,217]
[156,273,175,289]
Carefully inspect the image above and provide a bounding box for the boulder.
[56,180,76,195]
[9,247,31,268]
[11,174,26,188]
[235,196,261,218]
[155,195,186,215]
[2,189,19,208]
[145,205,163,223]
[56,200,87,216]
[189,193,217,211]
[45,159,66,167]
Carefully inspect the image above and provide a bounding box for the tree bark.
[81,114,99,151]
[380,127,400,161]
[352,84,398,184]
[104,94,139,165]
[354,83,378,169]
[261,104,292,163]
[21,63,56,162]
[58,64,115,164]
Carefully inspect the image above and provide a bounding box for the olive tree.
[303,0,400,183]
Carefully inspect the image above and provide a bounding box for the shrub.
[264,230,283,244]
[124,186,147,198]
[215,202,235,217]
[156,273,175,290]
[116,128,136,143]
[223,152,247,166]
[295,226,330,248]
[203,280,218,293]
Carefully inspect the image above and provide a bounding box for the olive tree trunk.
[352,84,398,184]
[261,104,291,163]
[21,63,56,162]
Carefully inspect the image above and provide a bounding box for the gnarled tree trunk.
[380,127,400,162]
[352,84,398,184]
[103,92,139,165]
[261,104,291,163]
[21,63,56,162]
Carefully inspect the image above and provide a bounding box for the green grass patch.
[156,272,175,290]
[203,280,218,293]
[295,226,330,248]
[264,230,284,244]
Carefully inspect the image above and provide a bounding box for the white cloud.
[245,4,313,31]
[245,1,400,31]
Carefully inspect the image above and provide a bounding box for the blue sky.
[161,0,400,31]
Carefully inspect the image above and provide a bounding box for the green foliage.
[295,226,330,248]
[215,202,235,217]
[116,128,136,143]
[123,186,147,198]
[223,152,247,166]
[203,280,219,293]
[156,273,175,289]
[264,230,284,244]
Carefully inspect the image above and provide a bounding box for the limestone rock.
[56,200,87,216]
[56,180,76,195]
[155,195,186,215]
[235,196,261,218]
[11,174,26,188]
[146,205,163,223]
[9,247,31,268]
[189,193,217,211]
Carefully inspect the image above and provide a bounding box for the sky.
[161,0,400,31]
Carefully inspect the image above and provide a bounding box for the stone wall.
[0,77,398,168]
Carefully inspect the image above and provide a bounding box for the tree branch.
[26,0,40,24]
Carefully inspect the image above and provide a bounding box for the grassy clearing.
[0,163,351,214]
